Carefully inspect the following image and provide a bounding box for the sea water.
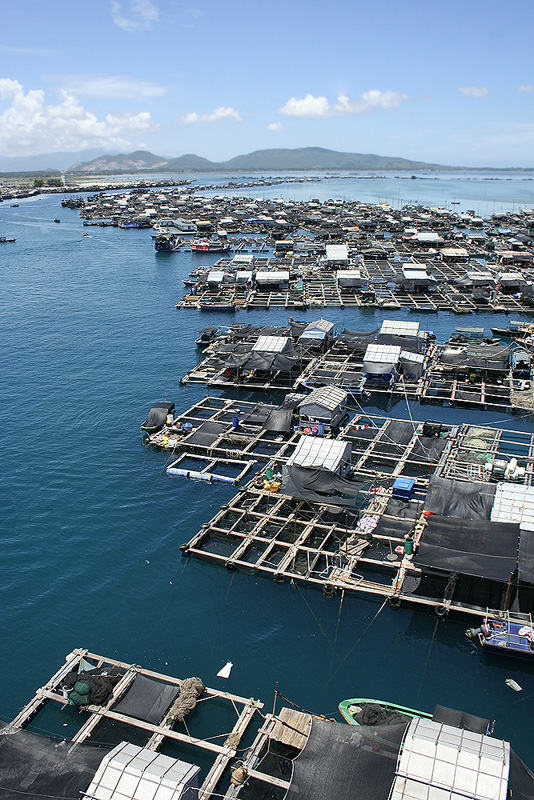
[1,176,534,768]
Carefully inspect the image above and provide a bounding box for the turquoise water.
[2,186,534,764]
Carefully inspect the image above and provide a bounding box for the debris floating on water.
[217,661,233,679]
[505,678,522,692]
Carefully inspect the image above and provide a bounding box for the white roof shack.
[207,270,226,284]
[299,318,335,343]
[442,247,469,260]
[255,271,290,284]
[467,270,495,285]
[491,483,534,531]
[413,231,444,244]
[298,386,348,420]
[231,253,254,266]
[498,271,526,285]
[252,335,291,353]
[325,244,349,263]
[380,320,420,339]
[364,344,402,375]
[86,741,199,800]
[391,716,509,800]
[287,436,351,473]
[336,269,365,287]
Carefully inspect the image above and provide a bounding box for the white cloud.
[47,74,165,99]
[458,86,489,98]
[181,106,243,124]
[267,122,284,131]
[277,89,408,118]
[111,0,159,31]
[0,79,157,155]
[517,85,534,93]
[0,45,56,56]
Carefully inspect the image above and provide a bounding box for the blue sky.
[1,0,533,166]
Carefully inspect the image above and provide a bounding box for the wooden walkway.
[6,649,263,800]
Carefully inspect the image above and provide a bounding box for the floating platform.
[4,648,263,800]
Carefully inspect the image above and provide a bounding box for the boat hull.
[339,698,431,726]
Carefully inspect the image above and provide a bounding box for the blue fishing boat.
[466,617,534,658]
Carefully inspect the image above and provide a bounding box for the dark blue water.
[2,191,534,763]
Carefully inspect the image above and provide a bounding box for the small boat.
[466,617,534,659]
[195,325,221,347]
[140,401,175,434]
[491,320,527,338]
[339,699,493,736]
[154,233,185,252]
[54,218,61,223]
[0,236,16,243]
[190,239,231,253]
[339,698,432,726]
[197,298,235,311]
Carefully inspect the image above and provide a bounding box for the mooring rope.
[322,597,388,690]
[416,616,439,705]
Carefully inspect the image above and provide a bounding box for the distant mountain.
[221,147,444,171]
[0,149,109,172]
[69,149,170,173]
[165,153,221,171]
[69,146,449,174]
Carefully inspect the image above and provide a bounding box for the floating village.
[4,177,534,800]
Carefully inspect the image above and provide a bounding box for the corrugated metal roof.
[255,271,290,282]
[207,271,226,282]
[252,335,290,353]
[287,436,351,472]
[380,320,420,337]
[491,483,534,531]
[364,344,402,363]
[86,742,199,800]
[299,385,348,412]
[391,717,509,800]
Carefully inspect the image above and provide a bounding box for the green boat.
[339,698,432,726]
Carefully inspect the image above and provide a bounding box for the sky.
[1,0,533,167]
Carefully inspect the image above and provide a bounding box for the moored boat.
[339,698,432,726]
[190,239,231,253]
[339,698,493,735]
[140,400,175,433]
[466,617,534,658]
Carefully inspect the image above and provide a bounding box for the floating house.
[297,385,348,432]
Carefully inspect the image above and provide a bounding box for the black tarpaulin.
[141,401,175,432]
[372,516,416,539]
[416,515,520,580]
[286,718,407,800]
[425,475,496,519]
[432,705,489,734]
[239,403,272,425]
[0,724,110,800]
[264,408,293,432]
[113,674,180,725]
[510,749,534,800]
[244,351,297,371]
[283,465,366,507]
[519,529,534,584]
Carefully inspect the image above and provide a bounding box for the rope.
[415,617,439,704]
[327,590,345,684]
[322,598,388,690]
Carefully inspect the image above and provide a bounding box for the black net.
[183,421,226,446]
[0,725,110,800]
[286,718,407,800]
[113,674,180,725]
[431,705,489,734]
[416,515,520,581]
[424,476,496,519]
[519,530,534,584]
[510,749,534,800]
[283,466,367,507]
